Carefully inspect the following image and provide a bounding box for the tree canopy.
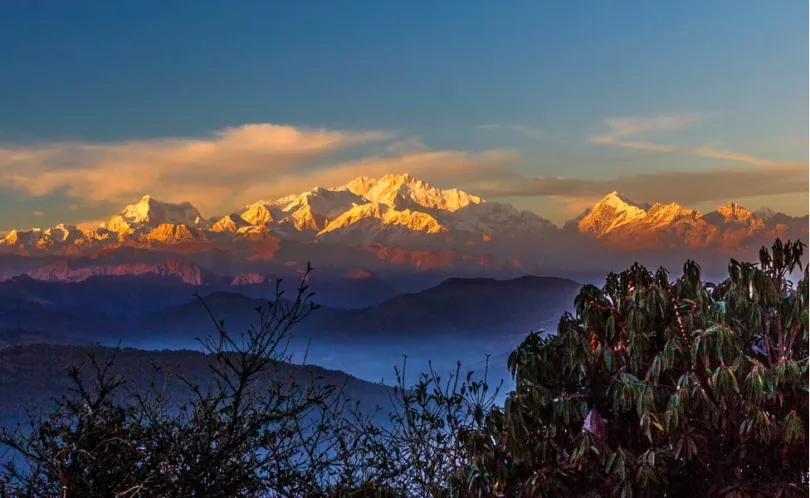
[456,238,809,497]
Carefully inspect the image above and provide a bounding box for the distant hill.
[133,291,299,345]
[0,275,583,345]
[0,343,393,430]
[0,268,400,316]
[0,297,119,339]
[130,275,582,344]
[0,328,76,349]
[325,275,582,339]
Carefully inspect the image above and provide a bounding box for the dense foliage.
[456,239,809,497]
[0,240,807,497]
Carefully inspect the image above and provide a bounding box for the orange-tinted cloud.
[470,163,808,207]
[0,124,391,214]
[0,124,519,218]
[232,149,520,207]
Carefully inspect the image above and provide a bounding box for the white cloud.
[591,112,709,142]
[509,125,545,140]
[385,138,431,155]
[589,112,798,168]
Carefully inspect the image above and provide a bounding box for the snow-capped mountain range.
[565,191,807,251]
[0,174,806,272]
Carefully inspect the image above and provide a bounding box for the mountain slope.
[124,275,583,344]
[330,275,582,338]
[104,195,210,234]
[0,175,806,273]
[575,191,650,237]
[0,174,559,253]
[0,343,392,429]
[571,193,808,252]
[0,264,401,315]
[0,296,120,339]
[0,273,582,346]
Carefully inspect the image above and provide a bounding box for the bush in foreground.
[455,239,808,497]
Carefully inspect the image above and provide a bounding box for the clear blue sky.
[0,0,807,230]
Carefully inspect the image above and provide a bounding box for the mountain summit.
[104,195,209,234]
[576,192,650,237]
[341,173,483,212]
[0,174,806,262]
[217,174,554,245]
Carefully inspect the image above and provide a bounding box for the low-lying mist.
[114,331,524,400]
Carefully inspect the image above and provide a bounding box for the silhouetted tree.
[0,265,384,497]
[351,357,502,496]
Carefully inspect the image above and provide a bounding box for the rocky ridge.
[1,174,806,264]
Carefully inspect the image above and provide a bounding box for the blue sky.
[0,0,807,230]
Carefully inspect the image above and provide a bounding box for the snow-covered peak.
[340,173,483,212]
[600,191,646,211]
[643,202,700,228]
[703,202,761,228]
[1,228,41,246]
[646,202,693,217]
[263,187,364,221]
[2,177,807,258]
[449,202,557,237]
[342,176,377,197]
[754,207,777,220]
[239,203,275,226]
[715,202,754,223]
[577,192,649,237]
[211,214,250,233]
[106,195,208,233]
[121,195,204,225]
[43,224,78,242]
[317,202,448,244]
[294,188,364,217]
[0,223,111,252]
